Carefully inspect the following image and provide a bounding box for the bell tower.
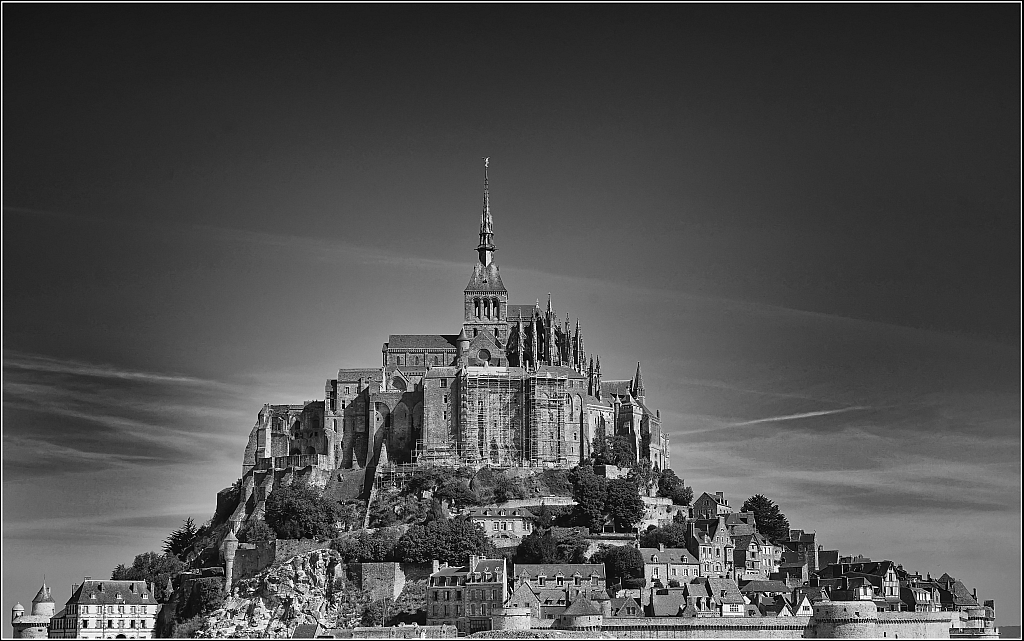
[463,157,509,346]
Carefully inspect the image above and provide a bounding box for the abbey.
[239,162,669,494]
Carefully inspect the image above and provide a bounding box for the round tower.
[221,528,239,594]
[11,584,53,639]
[811,601,878,638]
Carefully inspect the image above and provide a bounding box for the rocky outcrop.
[197,548,345,638]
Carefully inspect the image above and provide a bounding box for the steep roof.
[534,365,586,379]
[466,507,536,519]
[386,335,459,350]
[562,595,602,616]
[466,262,506,292]
[67,580,153,605]
[707,577,744,605]
[515,564,605,579]
[506,304,537,319]
[601,380,632,397]
[740,580,791,594]
[649,592,688,616]
[639,547,698,564]
[471,559,506,575]
[33,584,53,603]
[336,368,382,383]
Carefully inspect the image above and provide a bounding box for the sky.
[2,4,1020,633]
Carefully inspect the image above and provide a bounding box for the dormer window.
[652,555,659,563]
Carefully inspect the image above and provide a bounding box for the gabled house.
[464,507,535,541]
[504,582,542,620]
[608,596,643,618]
[817,560,902,611]
[426,556,509,634]
[761,595,795,617]
[705,577,745,617]
[692,492,733,520]
[688,516,735,577]
[639,545,701,591]
[733,532,774,580]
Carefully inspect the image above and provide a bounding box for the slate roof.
[818,549,840,568]
[466,507,536,519]
[336,368,383,383]
[536,589,568,606]
[739,580,791,594]
[639,547,699,564]
[505,582,540,608]
[423,367,458,378]
[610,596,642,617]
[12,614,51,625]
[515,564,606,579]
[386,335,459,350]
[534,365,586,379]
[506,304,538,319]
[649,592,688,616]
[471,559,506,576]
[466,262,506,292]
[601,380,632,397]
[67,580,153,605]
[562,595,602,616]
[292,622,321,638]
[934,575,979,607]
[33,585,53,603]
[707,577,744,605]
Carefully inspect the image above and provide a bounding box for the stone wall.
[231,539,335,583]
[351,562,406,601]
[597,611,955,639]
[601,617,811,639]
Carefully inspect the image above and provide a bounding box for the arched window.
[493,299,500,319]
[475,298,481,319]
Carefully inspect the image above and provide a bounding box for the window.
[142,621,147,629]
[481,604,487,616]
[83,621,89,628]
[492,522,499,531]
[441,378,448,388]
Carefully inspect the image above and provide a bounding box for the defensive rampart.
[597,609,955,639]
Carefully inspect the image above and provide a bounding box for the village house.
[463,506,535,542]
[638,545,701,592]
[426,556,509,634]
[45,579,159,639]
[688,516,735,577]
[817,559,902,611]
[512,564,607,620]
[692,492,733,520]
[733,531,775,580]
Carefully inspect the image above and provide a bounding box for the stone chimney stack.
[432,560,441,574]
[659,543,666,552]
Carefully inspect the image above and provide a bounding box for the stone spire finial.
[632,362,645,400]
[477,157,496,266]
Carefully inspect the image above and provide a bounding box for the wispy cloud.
[3,350,242,394]
[730,406,869,427]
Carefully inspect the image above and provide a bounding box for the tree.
[361,598,395,627]
[492,473,527,504]
[111,551,183,601]
[627,459,657,497]
[657,469,693,506]
[164,518,199,560]
[603,545,645,594]
[395,516,492,565]
[237,519,275,544]
[568,466,607,532]
[606,435,636,468]
[742,494,791,542]
[264,482,342,540]
[514,531,561,564]
[181,577,225,619]
[336,528,400,562]
[552,528,590,564]
[606,479,645,532]
[434,480,479,508]
[639,523,689,549]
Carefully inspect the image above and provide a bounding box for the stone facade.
[45,580,159,639]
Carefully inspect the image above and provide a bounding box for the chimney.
[973,588,978,600]
[432,560,440,574]
[659,543,666,552]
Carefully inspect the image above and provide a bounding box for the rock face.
[197,549,345,638]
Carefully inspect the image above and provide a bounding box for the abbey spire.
[477,156,496,266]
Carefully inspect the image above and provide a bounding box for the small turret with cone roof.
[31,583,55,617]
